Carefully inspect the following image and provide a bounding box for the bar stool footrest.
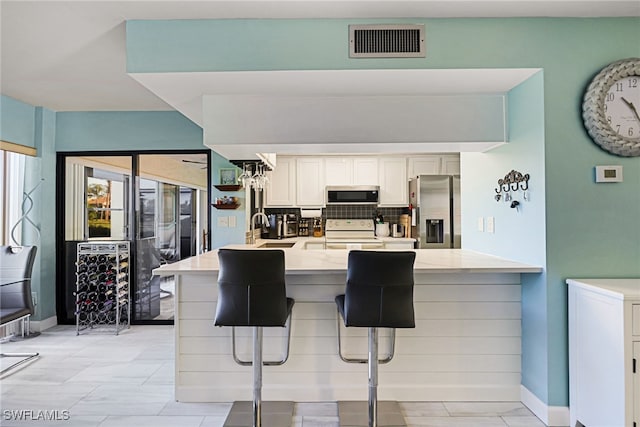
[337,401,406,427]
[223,401,294,427]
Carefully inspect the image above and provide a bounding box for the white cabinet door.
[324,158,353,186]
[384,241,414,249]
[296,158,325,207]
[409,155,460,177]
[408,156,441,177]
[635,341,639,426]
[442,154,461,175]
[353,158,379,185]
[379,158,408,206]
[265,157,296,207]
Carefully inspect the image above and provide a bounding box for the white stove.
[324,219,383,249]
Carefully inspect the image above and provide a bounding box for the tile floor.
[0,325,546,427]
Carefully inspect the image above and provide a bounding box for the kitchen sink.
[257,242,296,248]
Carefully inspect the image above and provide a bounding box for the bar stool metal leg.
[253,326,263,427]
[368,327,378,427]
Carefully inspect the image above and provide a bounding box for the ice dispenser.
[425,219,444,243]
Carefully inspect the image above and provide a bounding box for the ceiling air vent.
[349,24,425,58]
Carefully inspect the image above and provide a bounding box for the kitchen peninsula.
[154,244,541,403]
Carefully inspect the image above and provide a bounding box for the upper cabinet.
[378,158,407,206]
[353,158,379,185]
[265,154,458,209]
[408,156,440,177]
[265,157,296,207]
[324,157,378,186]
[408,154,460,177]
[296,157,325,207]
[441,154,461,175]
[324,158,353,186]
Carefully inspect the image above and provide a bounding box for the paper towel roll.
[301,209,322,218]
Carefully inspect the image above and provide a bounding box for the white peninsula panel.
[156,248,540,403]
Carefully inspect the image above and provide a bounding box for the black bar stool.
[335,250,416,427]
[214,249,295,427]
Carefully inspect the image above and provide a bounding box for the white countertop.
[154,243,542,276]
[566,278,640,300]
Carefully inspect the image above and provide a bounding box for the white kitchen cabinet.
[378,157,407,206]
[383,241,414,249]
[353,157,379,185]
[324,156,378,186]
[408,154,460,177]
[324,158,353,186]
[265,157,296,207]
[408,155,441,177]
[441,154,461,175]
[567,278,640,427]
[296,157,325,207]
[636,342,640,426]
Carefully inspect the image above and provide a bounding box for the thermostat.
[595,165,623,183]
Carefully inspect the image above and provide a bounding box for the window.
[1,149,27,245]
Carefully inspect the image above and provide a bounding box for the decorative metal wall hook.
[494,170,530,194]
[493,169,529,207]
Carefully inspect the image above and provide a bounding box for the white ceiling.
[2,0,639,113]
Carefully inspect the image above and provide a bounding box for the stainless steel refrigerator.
[408,175,461,249]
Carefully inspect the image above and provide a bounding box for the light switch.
[228,216,237,228]
[217,216,229,227]
[477,217,484,232]
[486,216,495,233]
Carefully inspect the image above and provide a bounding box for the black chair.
[214,249,295,427]
[335,250,416,427]
[0,245,39,375]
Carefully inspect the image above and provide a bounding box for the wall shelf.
[212,203,241,210]
[214,184,243,191]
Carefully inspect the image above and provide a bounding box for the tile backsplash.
[265,205,408,225]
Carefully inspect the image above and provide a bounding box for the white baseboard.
[521,385,570,427]
[30,316,57,332]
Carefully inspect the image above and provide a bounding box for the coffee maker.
[262,214,283,239]
[282,214,298,238]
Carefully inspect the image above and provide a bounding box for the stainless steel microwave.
[326,186,379,205]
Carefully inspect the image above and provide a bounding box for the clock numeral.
[629,127,635,137]
[616,124,621,133]
[615,82,624,92]
[606,93,615,102]
[604,104,608,112]
[607,116,612,124]
[629,78,638,88]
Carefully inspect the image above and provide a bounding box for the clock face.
[582,58,640,157]
[604,75,640,139]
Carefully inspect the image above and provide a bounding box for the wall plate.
[595,165,623,183]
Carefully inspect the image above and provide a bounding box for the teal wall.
[461,72,549,402]
[0,95,36,148]
[56,111,203,151]
[126,17,640,407]
[0,96,57,320]
[211,152,245,248]
[26,107,58,320]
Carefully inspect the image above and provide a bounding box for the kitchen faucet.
[250,212,269,245]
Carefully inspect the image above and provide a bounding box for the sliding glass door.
[57,151,210,324]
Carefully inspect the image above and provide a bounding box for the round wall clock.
[582,58,640,157]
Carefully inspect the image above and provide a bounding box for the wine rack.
[75,241,130,335]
